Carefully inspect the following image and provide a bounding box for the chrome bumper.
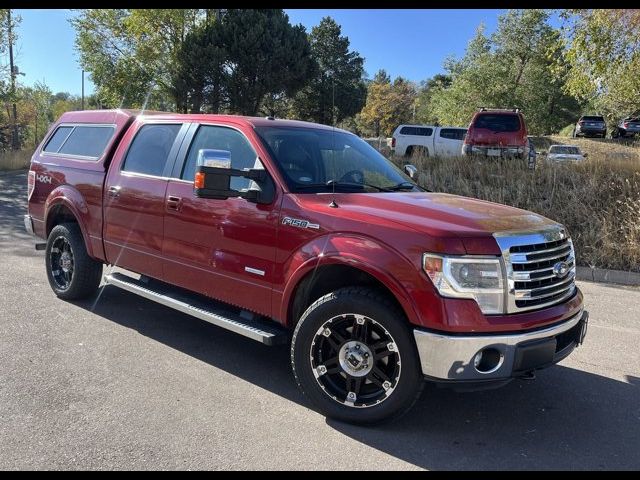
[23,215,35,236]
[414,309,587,381]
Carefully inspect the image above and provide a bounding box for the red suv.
[462,108,528,159]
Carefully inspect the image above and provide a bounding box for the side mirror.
[540,150,547,156]
[583,152,588,158]
[403,164,418,179]
[194,149,274,204]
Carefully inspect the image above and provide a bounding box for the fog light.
[473,348,504,374]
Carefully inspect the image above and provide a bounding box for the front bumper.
[414,308,588,381]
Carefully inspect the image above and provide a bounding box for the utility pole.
[81,69,85,110]
[8,9,19,150]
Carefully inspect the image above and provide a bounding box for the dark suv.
[462,108,528,159]
[573,115,607,138]
[611,116,640,138]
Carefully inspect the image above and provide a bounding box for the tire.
[45,223,103,300]
[291,287,424,425]
[404,146,413,157]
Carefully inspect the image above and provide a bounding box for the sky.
[7,9,547,97]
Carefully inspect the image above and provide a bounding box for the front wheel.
[45,223,103,300]
[291,287,424,425]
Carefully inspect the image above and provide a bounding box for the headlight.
[423,254,505,314]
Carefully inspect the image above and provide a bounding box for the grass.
[0,150,32,172]
[390,148,640,273]
[558,123,575,137]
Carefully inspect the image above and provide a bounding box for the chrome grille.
[494,228,577,313]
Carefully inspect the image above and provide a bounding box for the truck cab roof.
[57,109,351,134]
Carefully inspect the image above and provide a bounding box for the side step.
[104,272,288,346]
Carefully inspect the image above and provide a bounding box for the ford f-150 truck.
[25,109,588,425]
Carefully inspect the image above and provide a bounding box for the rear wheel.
[291,287,424,425]
[45,223,103,300]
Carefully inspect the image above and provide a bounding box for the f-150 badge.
[282,217,320,229]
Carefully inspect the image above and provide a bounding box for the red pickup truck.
[25,109,588,424]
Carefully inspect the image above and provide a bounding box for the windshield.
[254,126,420,193]
[474,114,521,132]
[550,146,581,155]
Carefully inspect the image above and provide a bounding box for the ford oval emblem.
[553,261,570,278]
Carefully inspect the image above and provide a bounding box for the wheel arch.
[44,188,95,259]
[405,145,428,157]
[282,254,421,330]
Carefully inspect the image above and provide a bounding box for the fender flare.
[279,235,423,327]
[44,186,96,259]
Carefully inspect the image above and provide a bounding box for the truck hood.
[294,191,560,252]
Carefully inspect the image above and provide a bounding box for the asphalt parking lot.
[1,170,639,470]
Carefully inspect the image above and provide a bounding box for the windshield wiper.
[293,180,420,193]
[327,180,393,192]
[293,181,391,192]
[386,181,417,191]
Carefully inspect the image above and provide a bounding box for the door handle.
[107,186,121,197]
[167,195,182,211]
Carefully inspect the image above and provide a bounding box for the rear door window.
[122,124,182,176]
[43,124,115,159]
[474,114,521,132]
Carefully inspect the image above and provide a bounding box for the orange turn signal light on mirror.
[194,171,205,189]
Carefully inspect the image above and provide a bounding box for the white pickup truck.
[391,124,467,158]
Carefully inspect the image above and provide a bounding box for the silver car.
[546,145,587,163]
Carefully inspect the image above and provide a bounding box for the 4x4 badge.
[282,217,320,230]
